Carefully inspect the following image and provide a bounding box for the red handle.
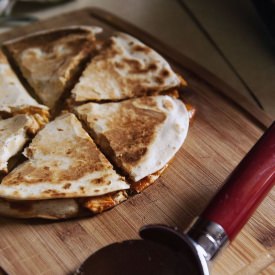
[202,122,275,241]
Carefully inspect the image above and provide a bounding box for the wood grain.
[0,8,274,275]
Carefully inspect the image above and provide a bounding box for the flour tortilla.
[0,114,41,173]
[0,113,129,200]
[4,26,102,108]
[71,32,183,102]
[0,50,49,122]
[75,95,189,181]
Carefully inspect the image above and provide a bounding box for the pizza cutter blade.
[75,236,204,275]
[75,121,275,275]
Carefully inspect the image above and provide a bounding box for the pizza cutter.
[75,122,275,275]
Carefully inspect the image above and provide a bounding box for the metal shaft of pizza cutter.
[140,121,275,273]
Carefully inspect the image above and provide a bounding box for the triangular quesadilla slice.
[0,51,49,124]
[71,32,185,102]
[0,114,41,173]
[0,113,129,200]
[4,26,102,109]
[75,95,189,182]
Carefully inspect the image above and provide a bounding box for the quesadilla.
[0,114,41,173]
[0,27,193,220]
[3,26,102,109]
[0,113,129,200]
[71,32,185,102]
[74,95,189,182]
[0,50,49,124]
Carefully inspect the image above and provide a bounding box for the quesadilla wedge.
[0,113,129,200]
[3,26,102,109]
[71,32,185,102]
[0,114,41,173]
[75,95,189,182]
[0,50,49,124]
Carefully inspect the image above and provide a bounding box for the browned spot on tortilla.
[162,99,174,110]
[98,99,166,167]
[114,62,125,69]
[57,128,63,131]
[161,69,170,77]
[122,57,159,75]
[63,183,71,190]
[79,186,85,193]
[132,44,151,54]
[92,177,108,185]
[12,191,19,196]
[148,63,158,71]
[122,58,140,68]
[123,148,147,163]
[154,76,164,85]
[42,189,66,197]
[2,136,111,187]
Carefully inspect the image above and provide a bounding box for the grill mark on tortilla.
[3,137,110,186]
[72,33,182,102]
[103,99,166,166]
[4,29,100,110]
[75,98,166,175]
[73,108,129,180]
[63,183,71,190]
[132,44,151,53]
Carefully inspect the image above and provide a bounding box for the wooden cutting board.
[0,8,274,275]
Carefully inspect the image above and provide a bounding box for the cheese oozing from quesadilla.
[75,95,189,182]
[4,26,102,109]
[0,114,41,173]
[71,32,182,102]
[0,113,129,200]
[0,51,49,122]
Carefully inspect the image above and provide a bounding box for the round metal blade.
[75,239,202,275]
